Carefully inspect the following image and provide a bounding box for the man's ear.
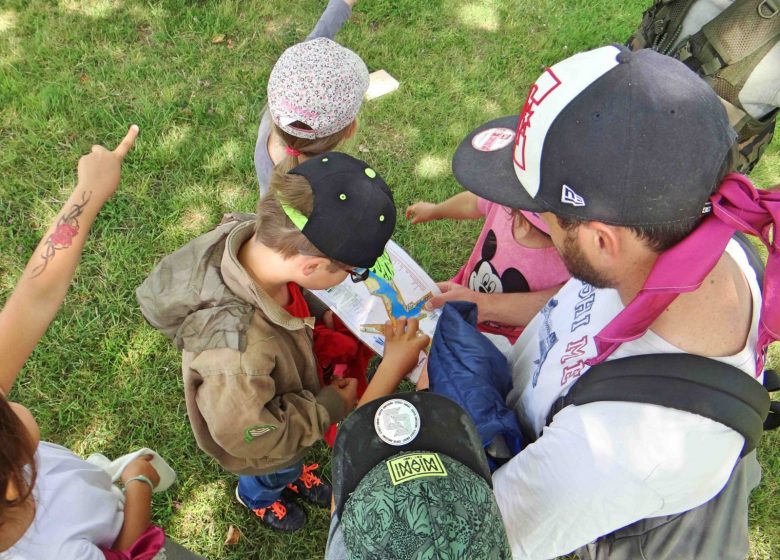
[301,256,331,277]
[580,221,621,261]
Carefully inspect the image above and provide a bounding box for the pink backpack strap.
[589,174,779,375]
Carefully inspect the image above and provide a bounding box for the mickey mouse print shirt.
[451,198,570,342]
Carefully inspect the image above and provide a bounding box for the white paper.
[312,240,440,382]
[365,69,400,101]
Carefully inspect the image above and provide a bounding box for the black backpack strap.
[763,369,780,430]
[546,354,770,456]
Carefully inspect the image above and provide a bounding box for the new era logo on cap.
[561,184,585,207]
[512,46,621,200]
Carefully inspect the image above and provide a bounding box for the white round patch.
[471,127,515,152]
[374,399,421,446]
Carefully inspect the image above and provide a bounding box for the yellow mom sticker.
[387,452,448,485]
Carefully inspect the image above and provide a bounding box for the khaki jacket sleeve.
[194,362,347,465]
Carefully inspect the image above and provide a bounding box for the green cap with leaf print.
[332,392,511,560]
[341,452,510,559]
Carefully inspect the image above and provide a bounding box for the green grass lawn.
[1,0,778,558]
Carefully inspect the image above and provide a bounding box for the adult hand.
[120,455,160,488]
[405,202,438,224]
[425,281,480,310]
[77,124,139,204]
[330,377,358,411]
[382,317,430,375]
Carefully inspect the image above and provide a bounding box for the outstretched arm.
[0,125,139,394]
[306,0,355,42]
[426,281,563,326]
[405,191,482,224]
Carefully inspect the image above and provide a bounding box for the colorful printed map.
[312,240,440,382]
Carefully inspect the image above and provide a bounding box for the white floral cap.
[268,38,369,139]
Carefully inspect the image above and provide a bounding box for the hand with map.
[357,318,431,407]
[312,241,441,382]
[359,273,429,333]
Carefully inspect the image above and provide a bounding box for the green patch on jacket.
[244,424,278,442]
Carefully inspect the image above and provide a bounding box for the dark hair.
[557,148,735,252]
[506,208,547,235]
[0,396,37,527]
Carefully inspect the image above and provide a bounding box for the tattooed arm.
[0,125,139,394]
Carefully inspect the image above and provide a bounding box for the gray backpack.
[628,0,780,173]
[546,234,776,559]
[548,355,775,560]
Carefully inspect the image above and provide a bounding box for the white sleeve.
[492,402,743,560]
[492,413,664,559]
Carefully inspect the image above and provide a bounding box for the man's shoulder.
[651,248,757,358]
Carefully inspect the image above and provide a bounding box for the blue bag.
[428,301,523,470]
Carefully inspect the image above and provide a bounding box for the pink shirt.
[451,198,570,342]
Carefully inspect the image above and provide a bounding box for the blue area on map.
[369,272,427,319]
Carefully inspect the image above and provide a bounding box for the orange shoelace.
[299,463,323,489]
[256,500,287,520]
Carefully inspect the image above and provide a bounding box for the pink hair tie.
[285,146,302,157]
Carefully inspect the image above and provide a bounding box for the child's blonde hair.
[254,168,344,271]
[272,120,356,174]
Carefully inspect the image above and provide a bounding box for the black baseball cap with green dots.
[288,152,396,268]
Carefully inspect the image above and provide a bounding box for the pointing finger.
[113,124,140,158]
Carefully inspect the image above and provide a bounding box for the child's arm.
[426,281,564,327]
[405,192,482,224]
[112,456,160,551]
[0,126,138,394]
[357,318,430,407]
[306,0,355,42]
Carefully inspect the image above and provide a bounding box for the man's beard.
[560,229,614,289]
